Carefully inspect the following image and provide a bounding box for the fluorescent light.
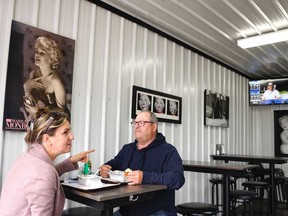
[237,28,288,49]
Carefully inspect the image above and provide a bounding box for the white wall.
[1,0,286,209]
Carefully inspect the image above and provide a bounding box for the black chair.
[176,202,219,216]
[209,177,236,212]
[62,207,99,216]
[263,169,288,207]
[230,190,260,216]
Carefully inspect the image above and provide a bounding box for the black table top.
[182,160,259,175]
[210,154,288,164]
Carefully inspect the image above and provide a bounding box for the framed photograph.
[274,110,288,157]
[204,89,229,128]
[2,20,75,131]
[131,85,182,124]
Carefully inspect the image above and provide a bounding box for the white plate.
[101,177,130,184]
[62,179,120,190]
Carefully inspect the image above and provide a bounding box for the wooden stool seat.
[230,190,259,200]
[242,180,270,189]
[177,202,219,215]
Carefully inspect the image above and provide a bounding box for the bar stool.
[209,177,236,212]
[62,207,99,216]
[230,190,260,216]
[242,181,270,215]
[176,202,219,215]
[264,175,288,207]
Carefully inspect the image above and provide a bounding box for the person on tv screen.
[261,82,280,100]
[279,115,288,154]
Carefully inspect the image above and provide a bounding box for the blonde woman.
[0,107,95,216]
[23,36,68,120]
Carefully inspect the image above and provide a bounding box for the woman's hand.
[70,149,95,164]
[99,164,112,177]
[23,101,38,115]
[23,78,45,94]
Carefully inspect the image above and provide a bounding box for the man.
[262,82,280,100]
[99,111,185,216]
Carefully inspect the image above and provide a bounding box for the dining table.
[182,160,259,216]
[63,183,167,216]
[210,154,288,216]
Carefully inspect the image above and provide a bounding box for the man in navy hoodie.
[99,111,185,216]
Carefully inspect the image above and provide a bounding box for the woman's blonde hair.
[25,107,69,145]
[35,36,63,69]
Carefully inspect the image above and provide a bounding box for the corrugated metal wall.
[3,0,285,210]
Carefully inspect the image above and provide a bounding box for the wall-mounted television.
[249,78,288,105]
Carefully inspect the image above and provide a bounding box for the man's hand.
[126,170,143,185]
[99,164,112,177]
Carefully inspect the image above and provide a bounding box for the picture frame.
[204,89,229,128]
[131,85,182,124]
[274,110,288,157]
[2,20,75,131]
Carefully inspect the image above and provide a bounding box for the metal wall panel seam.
[30,0,40,27]
[100,11,111,158]
[152,33,158,88]
[142,28,148,86]
[54,0,61,33]
[128,23,137,142]
[115,17,125,154]
[192,53,199,160]
[72,0,80,39]
[0,0,17,186]
[83,3,96,151]
[161,38,168,135]
[169,42,176,145]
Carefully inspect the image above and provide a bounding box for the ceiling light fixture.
[237,28,288,49]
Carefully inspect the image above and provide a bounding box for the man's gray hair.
[149,111,158,123]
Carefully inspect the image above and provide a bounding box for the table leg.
[270,164,275,216]
[222,174,230,216]
[101,209,113,216]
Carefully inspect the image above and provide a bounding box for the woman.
[23,36,68,119]
[169,100,178,116]
[154,97,165,113]
[0,107,95,216]
[138,93,151,111]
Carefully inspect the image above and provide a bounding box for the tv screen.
[249,78,288,105]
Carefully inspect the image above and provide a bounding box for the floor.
[275,204,288,216]
[233,200,288,216]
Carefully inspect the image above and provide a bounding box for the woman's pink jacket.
[0,144,78,216]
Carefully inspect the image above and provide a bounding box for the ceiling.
[91,0,288,80]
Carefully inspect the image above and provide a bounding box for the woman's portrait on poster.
[168,100,178,116]
[22,36,70,122]
[153,97,166,114]
[137,93,151,111]
[2,21,74,131]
